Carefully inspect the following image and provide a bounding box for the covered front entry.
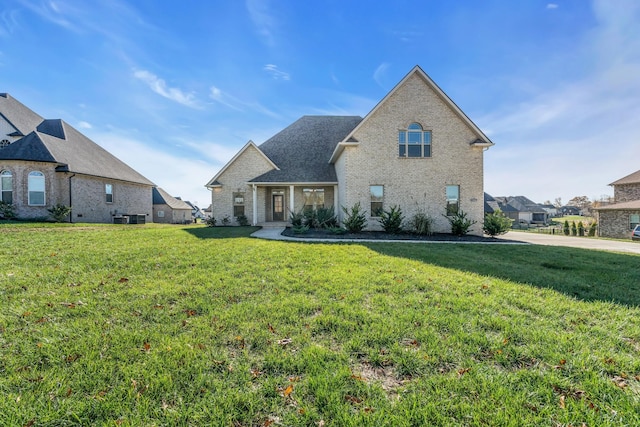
[251,184,338,226]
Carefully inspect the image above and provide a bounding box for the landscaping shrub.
[571,221,577,236]
[483,210,512,237]
[588,222,597,236]
[578,221,585,236]
[0,201,15,219]
[315,206,338,229]
[445,209,476,236]
[378,205,404,234]
[205,216,217,227]
[408,211,434,236]
[563,220,570,236]
[236,214,249,226]
[221,215,231,226]
[341,202,367,233]
[289,210,304,227]
[47,204,71,222]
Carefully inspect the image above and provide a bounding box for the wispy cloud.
[133,69,198,108]
[209,85,281,118]
[0,9,21,37]
[373,62,391,88]
[546,3,559,9]
[246,0,277,47]
[263,64,290,80]
[77,121,92,129]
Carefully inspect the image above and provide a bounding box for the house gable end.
[206,140,278,188]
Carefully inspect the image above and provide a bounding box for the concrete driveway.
[499,231,640,255]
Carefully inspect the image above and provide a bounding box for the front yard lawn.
[1,224,639,426]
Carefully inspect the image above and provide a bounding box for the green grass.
[1,223,640,426]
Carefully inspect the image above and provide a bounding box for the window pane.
[423,131,431,143]
[423,145,431,157]
[398,131,406,143]
[631,214,640,229]
[408,123,422,130]
[371,202,383,217]
[446,185,459,201]
[399,145,406,157]
[2,192,12,204]
[407,145,421,157]
[234,205,245,217]
[29,191,44,205]
[370,185,383,216]
[446,185,459,216]
[408,131,421,143]
[29,172,45,191]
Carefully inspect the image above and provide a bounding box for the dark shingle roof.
[610,169,640,186]
[152,187,192,210]
[0,94,154,186]
[249,115,363,183]
[0,93,44,136]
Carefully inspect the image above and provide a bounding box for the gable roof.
[205,140,278,187]
[0,94,154,186]
[330,65,493,163]
[152,187,192,210]
[249,115,362,183]
[610,169,640,186]
[0,93,44,137]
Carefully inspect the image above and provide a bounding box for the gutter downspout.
[68,174,75,223]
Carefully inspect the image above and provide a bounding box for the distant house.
[489,195,549,225]
[540,204,558,217]
[0,93,154,222]
[206,66,493,235]
[484,193,518,221]
[559,205,581,216]
[182,200,206,221]
[593,169,640,238]
[152,187,193,224]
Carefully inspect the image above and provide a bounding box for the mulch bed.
[281,227,518,243]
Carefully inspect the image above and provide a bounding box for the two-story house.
[594,169,640,238]
[205,66,493,235]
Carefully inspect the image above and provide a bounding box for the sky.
[1,0,639,208]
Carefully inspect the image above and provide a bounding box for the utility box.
[113,216,129,224]
[129,214,146,224]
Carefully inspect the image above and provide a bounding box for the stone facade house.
[0,93,154,223]
[594,169,640,238]
[152,187,193,224]
[205,66,493,235]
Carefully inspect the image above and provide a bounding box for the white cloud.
[246,0,277,46]
[373,63,391,88]
[133,69,199,108]
[209,85,281,118]
[77,121,92,129]
[546,3,559,9]
[263,64,290,80]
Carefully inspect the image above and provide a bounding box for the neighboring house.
[484,193,519,221]
[152,187,193,224]
[491,196,549,225]
[540,204,558,217]
[0,93,155,222]
[559,205,581,216]
[206,66,493,235]
[593,169,640,238]
[182,199,206,221]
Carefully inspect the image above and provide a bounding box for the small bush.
[236,214,249,226]
[0,201,15,219]
[205,217,217,227]
[289,210,304,227]
[563,220,570,236]
[221,216,231,226]
[342,202,367,233]
[483,210,512,237]
[47,204,71,222]
[292,224,310,234]
[327,226,346,235]
[577,221,585,236]
[408,211,434,236]
[571,221,577,236]
[315,207,338,229]
[445,210,476,236]
[588,222,597,237]
[378,205,404,234]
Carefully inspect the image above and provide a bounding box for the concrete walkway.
[251,227,640,254]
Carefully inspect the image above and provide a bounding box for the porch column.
[289,185,295,219]
[334,185,339,220]
[252,184,258,226]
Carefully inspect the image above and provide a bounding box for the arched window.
[0,139,10,148]
[28,171,45,205]
[1,170,12,204]
[398,123,432,158]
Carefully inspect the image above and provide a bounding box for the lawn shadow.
[362,242,640,307]
[182,226,260,240]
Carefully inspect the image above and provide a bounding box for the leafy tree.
[341,202,367,233]
[378,205,404,234]
[445,210,476,236]
[47,204,71,222]
[567,196,592,214]
[553,197,563,208]
[483,210,512,237]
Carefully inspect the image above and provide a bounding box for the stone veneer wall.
[596,209,639,238]
[614,184,640,203]
[335,73,486,235]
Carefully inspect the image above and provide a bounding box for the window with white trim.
[630,214,640,230]
[1,170,12,204]
[28,171,45,205]
[303,188,325,212]
[446,185,459,216]
[370,185,384,217]
[399,123,431,158]
[233,192,245,217]
[105,184,113,203]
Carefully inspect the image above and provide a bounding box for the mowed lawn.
[1,224,639,426]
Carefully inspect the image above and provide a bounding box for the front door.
[272,194,284,221]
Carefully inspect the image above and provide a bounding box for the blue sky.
[1,0,638,207]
